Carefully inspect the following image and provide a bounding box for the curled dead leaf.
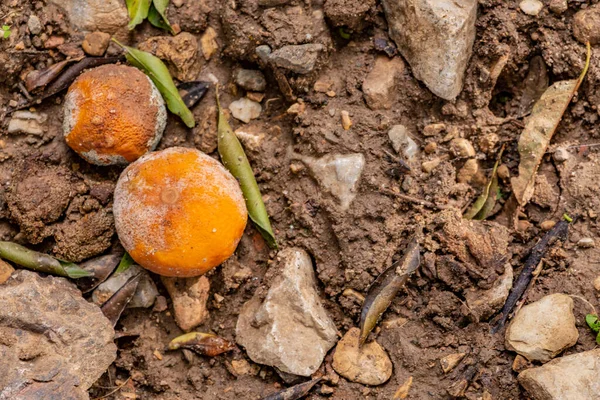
[167,332,235,357]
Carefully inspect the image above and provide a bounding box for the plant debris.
[518,55,549,117]
[24,57,82,92]
[463,145,505,220]
[148,0,175,34]
[167,332,236,357]
[0,241,92,279]
[585,314,600,344]
[101,273,142,327]
[509,44,590,217]
[359,235,421,344]
[114,252,135,275]
[492,219,570,333]
[76,253,121,293]
[126,0,150,30]
[260,378,322,400]
[216,88,278,249]
[177,80,210,109]
[114,40,196,128]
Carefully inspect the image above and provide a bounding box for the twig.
[491,220,570,333]
[380,188,449,210]
[92,377,131,400]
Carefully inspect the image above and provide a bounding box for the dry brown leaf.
[511,44,590,208]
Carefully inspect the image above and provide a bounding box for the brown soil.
[1,1,600,399]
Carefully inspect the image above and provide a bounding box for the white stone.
[506,293,578,362]
[8,111,48,136]
[382,0,477,100]
[518,349,600,400]
[300,153,365,210]
[388,125,418,160]
[229,98,262,123]
[236,248,338,376]
[520,0,544,16]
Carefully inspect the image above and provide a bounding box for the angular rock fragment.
[49,0,128,33]
[0,271,116,399]
[234,69,267,92]
[139,33,201,81]
[518,349,600,400]
[300,153,365,210]
[229,98,262,123]
[506,293,578,362]
[236,248,338,376]
[382,0,477,100]
[162,275,210,332]
[268,44,326,74]
[362,56,405,110]
[465,264,513,321]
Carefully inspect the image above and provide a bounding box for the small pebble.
[540,220,556,231]
[153,296,168,313]
[573,5,600,45]
[27,15,42,35]
[520,0,544,16]
[234,69,267,92]
[440,353,466,374]
[82,31,110,56]
[457,159,478,183]
[319,385,335,395]
[577,238,595,248]
[553,147,570,162]
[422,158,441,173]
[517,220,531,232]
[287,102,305,115]
[246,92,265,103]
[424,142,437,154]
[497,164,510,180]
[549,0,567,14]
[593,276,600,291]
[229,98,262,123]
[201,27,219,60]
[388,125,419,159]
[450,138,476,158]
[314,80,332,93]
[341,110,352,130]
[423,123,446,137]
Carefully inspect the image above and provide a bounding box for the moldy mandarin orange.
[113,147,248,277]
[63,64,167,166]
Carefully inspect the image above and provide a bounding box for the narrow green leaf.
[125,0,151,30]
[148,0,174,34]
[464,145,505,220]
[60,261,95,279]
[596,332,600,345]
[114,252,135,275]
[113,40,195,128]
[474,174,498,220]
[216,89,278,249]
[586,314,600,333]
[2,25,10,39]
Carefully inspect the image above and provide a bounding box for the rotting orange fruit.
[113,147,248,277]
[63,64,167,166]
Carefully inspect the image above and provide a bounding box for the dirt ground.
[1,0,600,399]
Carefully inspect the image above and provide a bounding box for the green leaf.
[148,0,174,34]
[113,40,195,128]
[126,0,151,30]
[464,145,505,220]
[216,89,278,249]
[586,314,600,333]
[2,25,10,39]
[114,252,135,275]
[60,261,95,279]
[597,332,600,345]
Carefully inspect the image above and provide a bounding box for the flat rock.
[268,44,325,74]
[162,275,210,332]
[382,0,477,100]
[332,328,392,385]
[362,56,405,110]
[229,98,262,123]
[518,349,600,400]
[234,69,267,92]
[300,153,365,210]
[466,264,513,321]
[49,0,128,33]
[92,264,158,309]
[506,293,578,362]
[0,270,116,399]
[236,248,338,376]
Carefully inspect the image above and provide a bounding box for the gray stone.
[28,15,42,35]
[0,271,116,399]
[229,98,262,123]
[255,45,272,63]
[388,125,418,160]
[362,56,405,110]
[518,349,600,400]
[234,69,267,92]
[300,153,365,210]
[8,111,48,136]
[506,293,578,362]
[466,264,513,321]
[49,0,128,33]
[92,264,158,309]
[236,248,338,376]
[268,44,325,74]
[553,147,570,162]
[382,0,477,100]
[520,0,544,16]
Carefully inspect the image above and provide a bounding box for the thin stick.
[92,377,131,400]
[380,188,449,210]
